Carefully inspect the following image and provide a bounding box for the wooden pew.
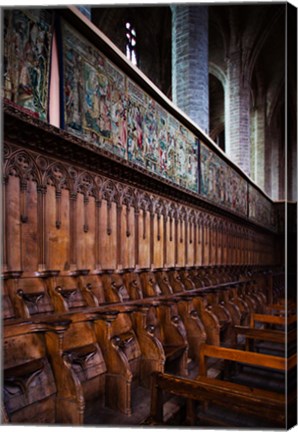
[198,343,292,376]
[149,343,296,427]
[265,302,297,316]
[149,370,289,427]
[234,324,296,353]
[250,313,297,329]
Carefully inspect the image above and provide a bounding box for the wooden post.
[95,200,102,271]
[134,208,140,267]
[37,185,48,272]
[150,373,163,423]
[2,176,8,272]
[117,203,122,268]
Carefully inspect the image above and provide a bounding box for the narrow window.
[125,22,137,66]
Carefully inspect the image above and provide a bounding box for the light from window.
[125,22,137,66]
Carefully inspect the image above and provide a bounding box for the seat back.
[3,325,56,424]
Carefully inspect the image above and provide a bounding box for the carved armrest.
[64,343,97,368]
[56,286,78,300]
[112,332,135,349]
[128,280,143,299]
[16,289,45,308]
[79,283,100,307]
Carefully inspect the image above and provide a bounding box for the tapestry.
[62,20,198,192]
[3,9,53,120]
[63,22,127,159]
[200,142,247,216]
[248,185,276,230]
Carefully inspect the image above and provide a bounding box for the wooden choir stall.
[2,6,296,429]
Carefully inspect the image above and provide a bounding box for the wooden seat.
[93,309,142,415]
[3,319,70,424]
[1,262,286,426]
[5,274,55,319]
[47,272,93,312]
[122,270,144,300]
[139,270,163,297]
[167,269,186,293]
[155,270,174,295]
[178,269,197,290]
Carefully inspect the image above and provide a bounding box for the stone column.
[226,50,251,176]
[172,5,209,134]
[251,77,266,190]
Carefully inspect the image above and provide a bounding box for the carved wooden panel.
[3,142,277,279]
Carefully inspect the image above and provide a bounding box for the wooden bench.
[235,324,296,353]
[265,302,297,316]
[198,343,296,376]
[149,342,296,427]
[149,371,289,427]
[250,312,297,329]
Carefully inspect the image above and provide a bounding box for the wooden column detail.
[150,211,154,267]
[157,214,161,241]
[134,208,140,266]
[83,196,89,233]
[185,216,188,265]
[69,192,78,271]
[95,200,102,270]
[107,201,112,236]
[175,217,178,265]
[2,177,8,272]
[20,179,28,223]
[143,209,147,239]
[37,185,47,272]
[117,203,122,268]
[126,205,131,237]
[163,214,167,267]
[55,190,62,229]
[193,220,197,264]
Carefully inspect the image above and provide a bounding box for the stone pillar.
[226,51,251,176]
[172,5,209,134]
[251,79,266,191]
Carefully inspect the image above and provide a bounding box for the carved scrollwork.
[46,163,69,191]
[45,163,70,229]
[36,156,49,172]
[68,166,78,180]
[5,150,41,224]
[102,179,117,203]
[5,150,40,183]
